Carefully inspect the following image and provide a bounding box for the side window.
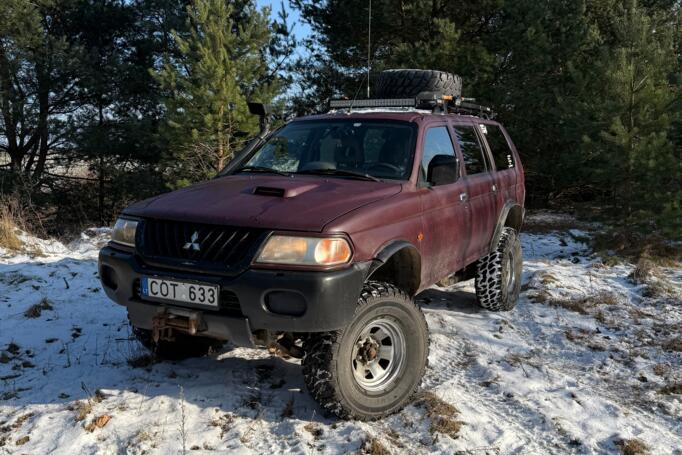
[480,124,515,170]
[421,126,456,173]
[453,125,487,175]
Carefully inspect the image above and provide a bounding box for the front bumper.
[98,246,369,346]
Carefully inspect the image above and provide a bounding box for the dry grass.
[24,298,53,319]
[15,435,29,446]
[658,382,682,395]
[303,423,323,439]
[629,258,656,284]
[539,273,559,285]
[652,364,670,376]
[628,258,677,298]
[537,291,620,315]
[384,429,404,449]
[642,280,675,299]
[0,352,11,364]
[84,415,111,432]
[72,400,93,422]
[615,438,649,455]
[594,230,682,266]
[210,413,234,439]
[416,391,464,440]
[662,338,682,352]
[6,343,20,355]
[0,202,23,251]
[359,437,390,455]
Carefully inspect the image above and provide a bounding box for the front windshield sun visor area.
[233,119,417,181]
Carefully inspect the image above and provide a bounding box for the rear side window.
[453,125,487,175]
[421,126,456,173]
[480,124,515,170]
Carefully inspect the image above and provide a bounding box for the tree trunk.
[98,102,105,225]
[31,62,50,181]
[217,105,225,171]
[0,45,21,172]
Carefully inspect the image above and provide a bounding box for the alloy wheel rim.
[351,318,406,392]
[506,254,516,294]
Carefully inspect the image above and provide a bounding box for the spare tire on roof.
[375,69,462,99]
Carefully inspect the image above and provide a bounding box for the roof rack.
[328,91,496,119]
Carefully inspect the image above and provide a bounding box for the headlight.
[256,235,352,266]
[111,218,138,247]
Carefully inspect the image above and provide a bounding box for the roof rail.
[328,92,496,119]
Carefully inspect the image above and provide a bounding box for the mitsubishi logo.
[183,231,201,251]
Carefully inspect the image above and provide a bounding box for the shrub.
[0,199,23,251]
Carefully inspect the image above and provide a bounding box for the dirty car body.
[99,70,525,419]
[100,111,523,343]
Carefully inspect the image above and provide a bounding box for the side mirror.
[248,102,272,135]
[248,102,271,117]
[427,154,459,186]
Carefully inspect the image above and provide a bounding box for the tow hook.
[267,333,304,359]
[152,310,201,342]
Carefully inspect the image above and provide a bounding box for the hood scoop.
[250,182,320,198]
[253,186,286,197]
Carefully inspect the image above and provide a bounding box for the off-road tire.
[132,327,224,360]
[375,69,462,99]
[475,227,522,311]
[302,281,429,420]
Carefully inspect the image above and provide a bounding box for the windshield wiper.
[295,169,380,182]
[235,165,290,176]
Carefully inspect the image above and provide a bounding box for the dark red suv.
[99,70,525,420]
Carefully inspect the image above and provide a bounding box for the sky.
[256,0,312,56]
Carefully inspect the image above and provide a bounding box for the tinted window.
[421,127,456,174]
[244,120,416,180]
[480,124,514,170]
[453,125,487,175]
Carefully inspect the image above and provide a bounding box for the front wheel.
[302,282,429,420]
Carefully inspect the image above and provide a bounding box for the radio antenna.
[367,0,371,98]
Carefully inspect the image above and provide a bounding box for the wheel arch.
[365,241,421,296]
[489,202,524,254]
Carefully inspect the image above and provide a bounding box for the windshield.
[240,119,417,180]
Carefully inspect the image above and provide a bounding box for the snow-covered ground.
[1,213,680,454]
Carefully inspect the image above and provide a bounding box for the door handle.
[491,184,497,193]
[459,192,468,202]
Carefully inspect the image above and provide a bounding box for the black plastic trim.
[99,246,370,340]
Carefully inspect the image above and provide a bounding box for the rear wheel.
[132,327,224,360]
[302,282,429,420]
[475,227,522,311]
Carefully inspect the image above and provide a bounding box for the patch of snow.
[0,214,680,454]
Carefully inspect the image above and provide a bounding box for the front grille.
[140,219,265,271]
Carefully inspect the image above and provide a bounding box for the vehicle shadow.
[417,285,482,314]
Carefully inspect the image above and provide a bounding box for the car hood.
[123,175,403,232]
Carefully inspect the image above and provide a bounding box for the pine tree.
[0,0,84,182]
[154,0,280,187]
[585,0,680,233]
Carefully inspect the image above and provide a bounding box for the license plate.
[141,277,219,307]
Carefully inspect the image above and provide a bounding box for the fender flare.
[365,240,422,295]
[366,240,420,276]
[488,201,525,254]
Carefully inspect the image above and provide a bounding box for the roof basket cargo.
[329,91,495,119]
